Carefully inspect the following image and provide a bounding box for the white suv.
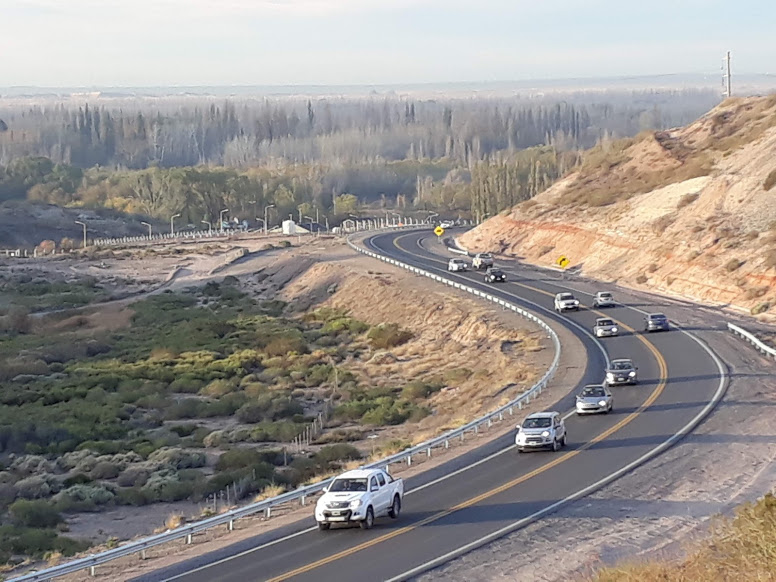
[554,292,580,313]
[448,258,468,272]
[515,411,567,452]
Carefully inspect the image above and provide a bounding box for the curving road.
[140,228,726,582]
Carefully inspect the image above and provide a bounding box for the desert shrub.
[264,335,307,357]
[752,302,771,315]
[248,421,305,442]
[200,378,237,397]
[367,324,413,349]
[117,466,150,488]
[115,487,152,506]
[677,192,700,209]
[169,424,199,437]
[725,258,743,272]
[647,263,659,273]
[687,250,701,261]
[401,380,443,401]
[442,368,473,385]
[635,274,648,284]
[147,448,206,470]
[10,500,63,528]
[169,375,205,393]
[314,428,364,444]
[763,249,776,269]
[54,484,115,512]
[14,475,55,500]
[314,444,362,464]
[11,455,55,475]
[235,394,303,424]
[141,472,195,503]
[89,461,121,480]
[216,449,280,472]
[278,240,292,248]
[203,430,228,448]
[764,169,776,191]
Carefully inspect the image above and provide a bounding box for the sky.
[2,0,775,87]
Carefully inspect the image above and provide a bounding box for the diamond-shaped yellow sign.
[434,226,445,237]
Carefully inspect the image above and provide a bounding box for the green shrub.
[235,395,303,424]
[147,448,206,470]
[90,461,121,480]
[314,444,362,464]
[117,466,150,488]
[10,500,63,528]
[54,484,115,512]
[401,380,443,401]
[367,324,413,349]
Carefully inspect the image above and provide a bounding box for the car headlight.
[606,372,614,381]
[611,327,618,333]
[598,400,607,407]
[350,499,363,509]
[573,300,579,305]
[629,371,636,377]
[541,430,550,437]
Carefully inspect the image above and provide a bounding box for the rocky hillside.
[460,95,776,316]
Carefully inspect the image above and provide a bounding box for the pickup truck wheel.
[388,495,401,519]
[317,522,330,531]
[360,506,374,530]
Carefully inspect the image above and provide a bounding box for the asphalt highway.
[141,228,726,582]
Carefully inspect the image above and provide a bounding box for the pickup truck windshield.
[329,478,368,492]
[523,417,551,429]
[559,294,574,300]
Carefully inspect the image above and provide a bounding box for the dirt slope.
[460,95,776,316]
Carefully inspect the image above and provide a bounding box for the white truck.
[515,411,567,452]
[472,253,494,270]
[315,468,404,530]
[554,292,580,313]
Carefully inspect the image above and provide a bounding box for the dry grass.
[592,492,776,582]
[635,274,648,284]
[724,258,743,272]
[253,484,285,502]
[677,192,700,209]
[763,249,776,269]
[154,513,185,533]
[765,169,776,192]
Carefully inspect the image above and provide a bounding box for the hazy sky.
[3,0,774,87]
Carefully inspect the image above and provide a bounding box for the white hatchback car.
[448,258,468,272]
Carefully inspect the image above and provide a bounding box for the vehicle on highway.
[576,384,613,414]
[515,411,567,452]
[592,291,615,308]
[593,317,619,338]
[605,359,638,386]
[643,313,670,332]
[554,292,580,313]
[472,252,495,270]
[448,258,468,272]
[484,267,506,283]
[440,220,455,229]
[315,469,404,530]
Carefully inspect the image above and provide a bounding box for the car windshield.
[522,417,552,429]
[491,269,503,275]
[599,293,612,298]
[582,386,606,397]
[559,294,574,300]
[597,319,614,326]
[611,361,633,370]
[451,259,463,264]
[480,253,492,259]
[329,478,368,492]
[649,314,666,320]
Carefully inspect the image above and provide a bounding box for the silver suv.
[515,411,567,453]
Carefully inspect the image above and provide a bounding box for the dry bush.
[752,302,771,315]
[746,230,760,240]
[677,192,700,209]
[666,276,676,286]
[538,245,555,256]
[647,263,659,273]
[764,169,776,191]
[763,249,776,269]
[652,215,675,234]
[690,224,704,234]
[253,484,285,502]
[686,250,701,262]
[635,274,648,284]
[725,258,743,272]
[744,287,769,300]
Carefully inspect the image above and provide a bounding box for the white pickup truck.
[315,468,404,530]
[472,253,494,270]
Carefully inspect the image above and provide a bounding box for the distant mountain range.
[2,73,775,99]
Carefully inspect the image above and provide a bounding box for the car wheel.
[318,522,330,531]
[388,495,401,519]
[360,506,374,529]
[552,438,560,452]
[561,434,567,447]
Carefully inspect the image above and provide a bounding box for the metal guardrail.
[727,322,776,358]
[11,223,559,582]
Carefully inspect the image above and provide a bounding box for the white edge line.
[385,308,730,582]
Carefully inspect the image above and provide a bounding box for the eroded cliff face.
[460,95,776,316]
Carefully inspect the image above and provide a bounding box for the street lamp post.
[219,209,229,233]
[170,213,181,235]
[201,220,212,234]
[140,221,152,237]
[263,205,275,235]
[254,218,265,232]
[74,221,87,249]
[304,216,316,237]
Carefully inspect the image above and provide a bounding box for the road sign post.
[556,255,570,268]
[434,226,445,237]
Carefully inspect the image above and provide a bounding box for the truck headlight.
[350,499,363,509]
[541,430,550,437]
[598,400,607,407]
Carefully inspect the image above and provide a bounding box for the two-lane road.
[141,229,726,582]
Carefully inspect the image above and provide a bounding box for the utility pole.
[722,51,732,98]
[74,221,87,249]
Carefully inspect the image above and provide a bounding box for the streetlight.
[140,221,152,237]
[201,220,212,234]
[74,221,87,249]
[263,204,275,235]
[170,213,181,235]
[219,209,229,232]
[254,217,265,232]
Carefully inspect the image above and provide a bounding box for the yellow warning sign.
[434,226,445,237]
[556,255,570,268]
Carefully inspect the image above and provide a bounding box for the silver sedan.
[575,384,613,414]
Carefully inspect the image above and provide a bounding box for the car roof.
[596,317,613,322]
[335,469,380,479]
[611,358,633,364]
[525,411,557,419]
[647,313,666,317]
[557,292,574,297]
[597,291,612,295]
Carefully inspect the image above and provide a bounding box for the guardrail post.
[228,519,234,531]
[141,549,146,560]
[406,455,412,466]
[186,534,192,544]
[301,495,306,506]
[474,425,479,434]
[518,401,523,410]
[487,418,492,428]
[265,507,271,519]
[426,447,431,458]
[498,412,503,421]
[444,439,449,449]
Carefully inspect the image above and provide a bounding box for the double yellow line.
[266,233,668,582]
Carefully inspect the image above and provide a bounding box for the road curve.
[140,228,726,582]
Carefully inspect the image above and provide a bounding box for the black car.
[484,268,507,283]
[643,313,669,332]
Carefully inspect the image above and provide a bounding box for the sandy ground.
[415,279,776,582]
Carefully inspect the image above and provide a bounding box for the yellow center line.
[266,233,668,582]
